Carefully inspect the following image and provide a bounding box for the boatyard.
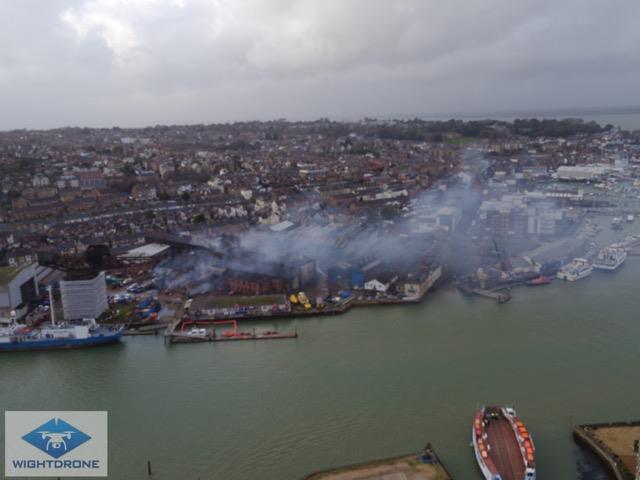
[3,258,640,478]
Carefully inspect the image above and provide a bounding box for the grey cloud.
[0,0,639,129]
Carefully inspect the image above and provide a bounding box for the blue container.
[351,270,364,288]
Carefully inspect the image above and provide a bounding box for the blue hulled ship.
[0,320,124,352]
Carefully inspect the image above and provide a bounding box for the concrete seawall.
[573,421,640,480]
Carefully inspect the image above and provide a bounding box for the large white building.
[60,272,108,320]
[555,165,607,181]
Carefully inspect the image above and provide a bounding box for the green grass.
[0,266,23,284]
[105,303,137,323]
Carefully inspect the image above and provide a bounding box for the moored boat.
[592,245,626,271]
[557,258,592,282]
[472,406,536,480]
[527,275,551,286]
[0,319,124,352]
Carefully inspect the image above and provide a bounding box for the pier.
[302,444,453,480]
[573,421,640,480]
[457,283,512,303]
[166,318,298,344]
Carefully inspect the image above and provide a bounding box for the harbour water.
[2,253,640,479]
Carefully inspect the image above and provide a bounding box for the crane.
[492,238,512,273]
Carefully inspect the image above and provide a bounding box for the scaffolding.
[60,272,108,320]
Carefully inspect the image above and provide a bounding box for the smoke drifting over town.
[152,169,480,294]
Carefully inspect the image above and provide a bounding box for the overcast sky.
[1,0,639,129]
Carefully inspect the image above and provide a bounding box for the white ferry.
[557,258,592,282]
[472,406,536,480]
[592,246,627,271]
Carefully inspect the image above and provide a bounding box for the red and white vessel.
[472,406,536,480]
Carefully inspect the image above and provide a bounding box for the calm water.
[2,255,640,480]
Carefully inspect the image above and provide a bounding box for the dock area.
[573,421,640,480]
[457,284,512,304]
[166,318,297,344]
[302,444,452,480]
[123,324,167,336]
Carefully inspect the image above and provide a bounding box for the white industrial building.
[555,165,607,181]
[410,206,463,234]
[118,243,171,262]
[0,263,39,323]
[60,271,108,320]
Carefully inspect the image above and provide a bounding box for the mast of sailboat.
[47,285,56,326]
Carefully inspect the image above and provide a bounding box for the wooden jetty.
[123,324,167,336]
[166,318,297,344]
[170,330,297,344]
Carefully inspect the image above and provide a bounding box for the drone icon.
[37,431,75,452]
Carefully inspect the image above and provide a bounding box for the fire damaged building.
[154,246,318,297]
[222,256,317,295]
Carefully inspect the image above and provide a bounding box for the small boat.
[187,327,207,336]
[472,406,536,480]
[527,276,551,286]
[627,214,634,223]
[557,258,592,282]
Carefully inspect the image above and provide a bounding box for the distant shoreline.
[391,105,640,120]
[3,107,640,132]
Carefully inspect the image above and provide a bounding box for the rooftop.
[119,243,171,259]
[0,265,27,285]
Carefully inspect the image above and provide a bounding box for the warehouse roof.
[119,243,171,259]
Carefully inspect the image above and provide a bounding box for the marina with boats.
[3,187,640,478]
[2,244,637,479]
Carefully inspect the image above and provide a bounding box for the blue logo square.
[22,417,91,459]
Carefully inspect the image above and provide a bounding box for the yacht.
[592,246,626,271]
[557,258,592,282]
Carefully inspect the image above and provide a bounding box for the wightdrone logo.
[22,417,91,459]
[5,411,108,477]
